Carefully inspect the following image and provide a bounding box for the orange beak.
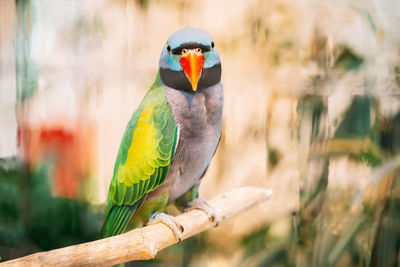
[180,50,204,91]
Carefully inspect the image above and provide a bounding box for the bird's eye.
[211,41,215,49]
[182,48,188,55]
[195,48,201,53]
[167,45,171,53]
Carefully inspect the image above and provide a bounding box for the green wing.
[101,84,178,238]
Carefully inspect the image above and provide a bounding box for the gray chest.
[156,84,223,202]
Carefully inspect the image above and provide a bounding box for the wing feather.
[101,86,178,238]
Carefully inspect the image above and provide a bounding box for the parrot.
[101,27,223,241]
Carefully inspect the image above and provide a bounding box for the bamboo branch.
[2,187,273,267]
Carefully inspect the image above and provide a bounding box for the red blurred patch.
[18,122,96,199]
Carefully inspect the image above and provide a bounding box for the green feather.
[101,78,178,238]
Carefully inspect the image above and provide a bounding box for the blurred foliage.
[334,96,372,140]
[297,95,326,144]
[333,96,381,167]
[0,157,103,262]
[332,47,364,73]
[370,174,400,267]
[240,222,295,267]
[241,224,271,260]
[241,87,400,266]
[267,148,280,169]
[135,0,151,10]
[15,0,38,101]
[240,26,399,266]
[380,111,400,155]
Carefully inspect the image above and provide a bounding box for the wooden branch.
[2,187,273,267]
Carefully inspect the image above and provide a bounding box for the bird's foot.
[148,212,184,243]
[185,197,220,227]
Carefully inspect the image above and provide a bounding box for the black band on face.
[160,63,221,93]
[170,42,212,55]
[198,63,221,89]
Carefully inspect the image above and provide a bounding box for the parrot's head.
[159,27,221,92]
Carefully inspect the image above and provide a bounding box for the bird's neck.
[158,64,221,93]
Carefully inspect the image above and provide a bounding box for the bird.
[101,27,223,241]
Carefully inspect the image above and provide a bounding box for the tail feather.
[101,198,145,238]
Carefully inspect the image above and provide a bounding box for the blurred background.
[1,0,400,266]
